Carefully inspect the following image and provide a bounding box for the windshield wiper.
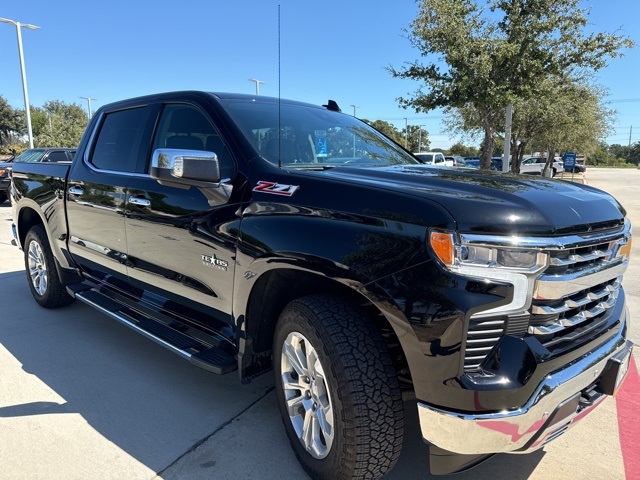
[288,164,337,170]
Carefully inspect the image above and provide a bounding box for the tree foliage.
[0,96,25,149]
[390,0,633,170]
[588,141,640,166]
[403,124,430,152]
[363,119,405,145]
[33,101,88,148]
[0,97,88,151]
[447,142,478,157]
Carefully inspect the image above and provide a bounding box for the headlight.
[429,230,549,316]
[430,231,548,273]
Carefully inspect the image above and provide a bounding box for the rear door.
[123,101,241,331]
[66,105,156,281]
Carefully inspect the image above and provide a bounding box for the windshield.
[14,149,47,163]
[415,153,434,163]
[221,100,419,168]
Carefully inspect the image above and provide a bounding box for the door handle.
[128,197,151,207]
[68,186,84,196]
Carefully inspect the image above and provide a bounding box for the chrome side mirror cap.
[151,148,221,187]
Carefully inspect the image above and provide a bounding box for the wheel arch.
[16,202,81,284]
[16,203,45,249]
[238,264,415,391]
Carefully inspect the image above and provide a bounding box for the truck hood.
[319,165,626,235]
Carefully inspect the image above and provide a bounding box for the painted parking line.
[616,355,640,480]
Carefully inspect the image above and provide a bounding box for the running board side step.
[67,284,237,375]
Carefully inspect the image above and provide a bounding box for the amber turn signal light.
[430,231,455,266]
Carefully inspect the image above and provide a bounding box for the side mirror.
[150,148,221,187]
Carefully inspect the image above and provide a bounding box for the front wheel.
[24,225,75,308]
[274,295,404,480]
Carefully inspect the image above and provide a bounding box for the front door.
[123,103,241,334]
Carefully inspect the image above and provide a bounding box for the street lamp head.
[0,18,41,29]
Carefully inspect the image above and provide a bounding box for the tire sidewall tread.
[273,294,404,480]
[24,225,74,309]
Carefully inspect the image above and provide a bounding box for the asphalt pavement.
[0,168,638,480]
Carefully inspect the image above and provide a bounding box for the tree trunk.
[542,146,555,177]
[480,126,494,170]
[511,140,526,173]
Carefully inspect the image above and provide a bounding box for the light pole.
[248,79,266,95]
[350,105,358,158]
[418,125,426,152]
[80,96,97,118]
[0,17,40,149]
[404,118,408,149]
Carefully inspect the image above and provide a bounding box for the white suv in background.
[414,152,454,167]
[519,157,563,177]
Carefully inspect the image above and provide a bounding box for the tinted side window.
[45,151,70,163]
[151,104,235,179]
[90,107,149,172]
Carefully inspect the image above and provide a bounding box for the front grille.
[528,231,628,354]
[462,223,630,372]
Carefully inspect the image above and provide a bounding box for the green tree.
[402,124,430,152]
[447,142,478,157]
[363,119,404,145]
[33,100,88,148]
[504,80,614,173]
[608,144,631,163]
[390,0,632,170]
[629,142,640,166]
[0,96,25,148]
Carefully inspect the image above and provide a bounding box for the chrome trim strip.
[459,220,630,251]
[534,260,627,300]
[418,311,632,455]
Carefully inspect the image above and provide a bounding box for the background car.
[414,152,454,166]
[445,155,465,167]
[564,162,587,173]
[0,160,12,204]
[13,148,76,164]
[519,156,563,176]
[1,148,76,204]
[463,157,480,168]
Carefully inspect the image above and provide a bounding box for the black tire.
[0,191,7,204]
[24,225,75,308]
[551,168,557,177]
[273,294,404,480]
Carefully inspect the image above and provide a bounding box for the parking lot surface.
[1,168,638,480]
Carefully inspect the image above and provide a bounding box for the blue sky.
[1,0,638,149]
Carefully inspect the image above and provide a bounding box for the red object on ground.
[616,354,640,480]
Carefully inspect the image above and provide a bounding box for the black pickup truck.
[10,91,633,479]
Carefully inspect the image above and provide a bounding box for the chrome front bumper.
[417,309,633,455]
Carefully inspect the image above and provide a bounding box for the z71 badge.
[252,181,300,196]
[202,253,228,271]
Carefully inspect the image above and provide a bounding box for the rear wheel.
[24,225,75,308]
[273,294,404,480]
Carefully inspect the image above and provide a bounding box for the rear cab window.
[88,106,152,173]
